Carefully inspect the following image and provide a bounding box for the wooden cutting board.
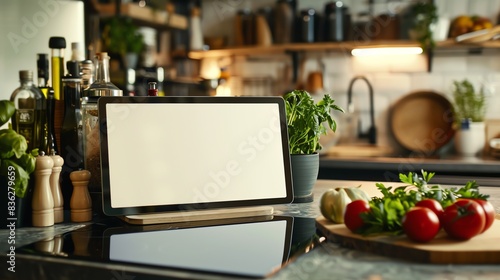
[316,216,500,264]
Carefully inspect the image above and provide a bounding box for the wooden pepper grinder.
[70,170,92,222]
[49,151,64,223]
[32,151,55,227]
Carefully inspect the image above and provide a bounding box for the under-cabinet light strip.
[351,47,423,57]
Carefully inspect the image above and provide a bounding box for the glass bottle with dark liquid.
[37,53,58,154]
[60,60,84,208]
[10,70,47,152]
[61,60,84,169]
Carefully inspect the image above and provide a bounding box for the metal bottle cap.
[19,70,33,81]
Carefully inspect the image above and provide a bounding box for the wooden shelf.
[188,40,421,59]
[434,39,500,55]
[437,39,500,49]
[189,39,500,59]
[90,0,187,30]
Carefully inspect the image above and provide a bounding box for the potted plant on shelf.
[102,17,145,69]
[284,90,344,203]
[0,100,37,228]
[452,79,487,156]
[405,1,438,51]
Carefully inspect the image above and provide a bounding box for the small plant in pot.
[283,90,344,202]
[452,79,487,156]
[102,17,145,69]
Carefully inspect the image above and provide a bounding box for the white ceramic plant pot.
[454,121,485,157]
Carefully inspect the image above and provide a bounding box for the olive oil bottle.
[10,70,47,152]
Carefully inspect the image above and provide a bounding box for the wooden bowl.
[390,91,455,154]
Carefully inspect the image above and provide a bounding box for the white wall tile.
[444,0,469,18]
[489,0,500,22]
[468,0,489,17]
[352,56,390,73]
[410,73,446,93]
[485,95,500,119]
[322,54,352,75]
[371,73,412,99]
[467,55,495,72]
[388,55,428,73]
[432,56,468,73]
[434,0,449,17]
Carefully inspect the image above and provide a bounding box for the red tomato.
[442,199,486,240]
[415,199,444,222]
[402,207,440,243]
[344,200,371,233]
[474,199,495,233]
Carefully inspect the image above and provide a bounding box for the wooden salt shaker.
[49,151,64,223]
[70,170,92,222]
[32,151,55,227]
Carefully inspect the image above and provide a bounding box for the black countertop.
[1,180,500,280]
[320,154,500,186]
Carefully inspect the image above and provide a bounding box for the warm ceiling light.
[351,47,423,57]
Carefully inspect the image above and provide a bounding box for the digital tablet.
[98,96,293,218]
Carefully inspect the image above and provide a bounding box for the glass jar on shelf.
[82,52,122,192]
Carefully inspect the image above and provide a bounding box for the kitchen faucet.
[347,76,377,144]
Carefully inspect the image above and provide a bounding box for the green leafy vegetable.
[0,129,28,159]
[358,170,489,235]
[0,100,37,198]
[0,100,15,127]
[284,90,344,154]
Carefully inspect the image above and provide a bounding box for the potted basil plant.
[0,100,37,227]
[452,79,487,156]
[284,90,344,202]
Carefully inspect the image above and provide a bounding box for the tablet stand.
[120,205,274,225]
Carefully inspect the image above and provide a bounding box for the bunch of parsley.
[358,170,489,235]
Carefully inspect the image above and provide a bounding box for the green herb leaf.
[0,129,27,159]
[0,159,30,198]
[0,100,15,128]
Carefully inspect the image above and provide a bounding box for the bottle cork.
[49,151,64,223]
[70,170,92,222]
[32,152,55,227]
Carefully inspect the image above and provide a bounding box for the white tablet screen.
[99,97,292,214]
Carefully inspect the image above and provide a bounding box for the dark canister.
[299,8,316,43]
[274,0,294,44]
[324,1,351,42]
[234,9,255,46]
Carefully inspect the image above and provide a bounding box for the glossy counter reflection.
[16,215,320,279]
